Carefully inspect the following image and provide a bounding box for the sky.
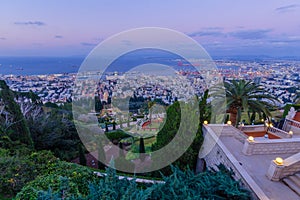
[0,0,300,58]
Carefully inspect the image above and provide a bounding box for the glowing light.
[248,136,254,142]
[275,157,283,165]
[288,131,293,135]
[203,120,208,125]
[227,121,232,125]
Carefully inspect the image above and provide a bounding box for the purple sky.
[0,0,300,57]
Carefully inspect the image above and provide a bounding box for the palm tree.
[212,79,278,126]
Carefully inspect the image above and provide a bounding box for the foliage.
[44,102,59,108]
[212,79,278,126]
[282,104,300,118]
[79,144,87,166]
[151,100,204,176]
[0,148,57,196]
[139,137,146,154]
[28,107,80,161]
[149,165,250,200]
[104,130,131,142]
[0,80,33,147]
[198,90,211,124]
[151,101,181,151]
[31,165,250,200]
[15,159,98,200]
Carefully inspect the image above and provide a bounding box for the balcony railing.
[283,118,300,134]
[267,126,292,138]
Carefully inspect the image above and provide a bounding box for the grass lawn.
[125,136,156,160]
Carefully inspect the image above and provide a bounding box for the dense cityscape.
[2,59,299,107]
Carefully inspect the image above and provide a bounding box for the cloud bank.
[14,21,46,26]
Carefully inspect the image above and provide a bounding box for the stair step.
[294,173,300,180]
[283,178,300,196]
[289,176,300,188]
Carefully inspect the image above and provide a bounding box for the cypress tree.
[105,123,109,132]
[139,137,146,161]
[112,121,116,130]
[79,144,87,166]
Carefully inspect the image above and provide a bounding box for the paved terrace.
[205,125,299,200]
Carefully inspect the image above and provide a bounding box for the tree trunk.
[227,107,238,126]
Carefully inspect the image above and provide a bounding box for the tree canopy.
[212,79,278,126]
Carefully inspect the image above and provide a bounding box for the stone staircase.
[283,173,300,196]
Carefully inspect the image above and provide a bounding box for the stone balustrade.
[283,118,300,132]
[242,138,300,155]
[239,124,265,132]
[267,152,300,181]
[267,126,292,139]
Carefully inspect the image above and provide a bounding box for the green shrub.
[105,130,131,141]
[30,165,250,200]
[15,161,98,200]
[0,149,57,196]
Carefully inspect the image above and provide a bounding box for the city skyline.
[0,0,300,57]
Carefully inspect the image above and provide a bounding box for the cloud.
[269,37,300,44]
[14,21,46,26]
[188,28,225,38]
[0,37,6,40]
[81,42,97,46]
[54,35,63,39]
[202,27,224,31]
[229,29,272,40]
[275,4,299,12]
[188,31,225,37]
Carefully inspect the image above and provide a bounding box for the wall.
[267,152,300,181]
[242,138,300,155]
[201,126,268,200]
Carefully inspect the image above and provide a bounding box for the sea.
[0,50,240,76]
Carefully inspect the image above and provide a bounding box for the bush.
[15,161,98,200]
[105,130,131,142]
[0,149,57,196]
[30,165,250,200]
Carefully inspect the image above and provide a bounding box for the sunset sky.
[1,0,300,57]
